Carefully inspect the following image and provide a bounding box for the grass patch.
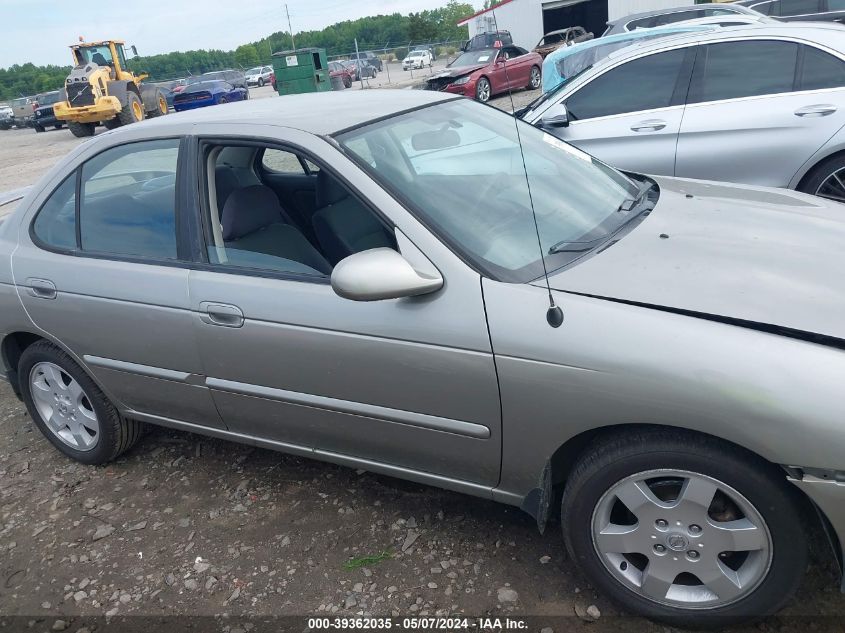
[343,550,393,570]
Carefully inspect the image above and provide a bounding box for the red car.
[425,45,542,103]
[328,61,353,89]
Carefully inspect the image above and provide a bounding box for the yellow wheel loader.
[54,39,168,138]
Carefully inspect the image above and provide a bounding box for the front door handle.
[26,278,57,300]
[795,104,837,117]
[630,119,667,132]
[199,302,244,328]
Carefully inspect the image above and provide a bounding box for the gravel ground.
[1,77,842,632]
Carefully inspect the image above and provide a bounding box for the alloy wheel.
[814,167,845,202]
[477,79,491,102]
[29,362,99,451]
[591,469,772,609]
[530,67,541,89]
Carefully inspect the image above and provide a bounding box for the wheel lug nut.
[654,544,666,553]
[655,519,668,529]
[689,524,702,535]
[687,550,699,559]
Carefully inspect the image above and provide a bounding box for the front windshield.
[76,45,113,66]
[246,67,262,75]
[38,93,62,105]
[451,49,497,67]
[337,100,641,282]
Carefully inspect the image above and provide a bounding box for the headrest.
[316,171,349,208]
[221,185,284,241]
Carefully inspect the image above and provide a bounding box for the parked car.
[340,59,376,81]
[189,70,248,91]
[245,65,274,87]
[403,49,433,70]
[328,61,354,89]
[426,46,542,102]
[10,96,34,128]
[349,51,383,72]
[0,104,13,130]
[270,72,276,91]
[462,30,513,51]
[173,80,248,111]
[602,2,762,35]
[412,44,437,61]
[522,23,845,201]
[537,25,715,93]
[735,0,845,23]
[534,27,594,58]
[32,91,64,133]
[2,90,845,626]
[170,79,188,94]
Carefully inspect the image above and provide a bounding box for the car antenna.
[489,8,563,328]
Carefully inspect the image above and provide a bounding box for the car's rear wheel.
[344,75,352,88]
[34,124,44,133]
[18,341,144,465]
[562,429,807,627]
[476,77,491,103]
[258,78,264,87]
[68,122,96,137]
[528,65,541,90]
[798,154,845,203]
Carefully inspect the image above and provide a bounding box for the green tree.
[234,44,260,68]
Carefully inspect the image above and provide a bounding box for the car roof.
[125,90,456,137]
[607,2,755,26]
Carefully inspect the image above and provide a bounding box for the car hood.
[546,176,845,341]
[428,64,487,80]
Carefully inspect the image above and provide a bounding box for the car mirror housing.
[541,108,569,128]
[331,248,444,302]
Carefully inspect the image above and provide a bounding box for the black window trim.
[29,135,190,269]
[189,134,397,285]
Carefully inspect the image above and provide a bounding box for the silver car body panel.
[523,24,845,190]
[0,92,843,581]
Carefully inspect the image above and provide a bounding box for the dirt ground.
[1,82,843,633]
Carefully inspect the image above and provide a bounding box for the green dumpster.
[271,48,331,95]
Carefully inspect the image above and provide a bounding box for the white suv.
[403,50,432,70]
[245,66,273,87]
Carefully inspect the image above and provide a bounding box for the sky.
[1,0,479,68]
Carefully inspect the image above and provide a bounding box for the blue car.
[173,80,248,112]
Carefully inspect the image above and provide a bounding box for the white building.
[458,0,692,49]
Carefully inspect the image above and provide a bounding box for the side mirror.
[130,45,139,58]
[331,248,443,302]
[540,107,569,128]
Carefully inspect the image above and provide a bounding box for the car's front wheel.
[258,78,264,87]
[475,77,491,103]
[18,341,144,465]
[562,429,807,627]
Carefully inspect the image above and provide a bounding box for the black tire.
[54,124,62,130]
[561,428,807,628]
[344,76,352,89]
[68,122,96,137]
[797,153,845,201]
[34,125,44,133]
[475,77,491,103]
[117,92,144,126]
[258,78,264,87]
[528,65,542,90]
[145,88,168,119]
[18,341,144,465]
[103,117,122,130]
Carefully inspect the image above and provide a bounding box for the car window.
[627,16,657,29]
[829,0,845,9]
[33,173,77,250]
[778,0,820,14]
[799,45,845,90]
[566,48,687,120]
[750,1,773,14]
[690,41,798,103]
[262,149,306,173]
[652,10,701,26]
[79,139,180,259]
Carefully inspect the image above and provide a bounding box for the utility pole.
[285,4,295,51]
[354,38,364,90]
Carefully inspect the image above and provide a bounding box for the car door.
[503,46,531,88]
[675,40,845,187]
[185,125,502,487]
[538,46,694,176]
[12,136,224,429]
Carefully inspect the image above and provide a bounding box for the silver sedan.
[523,23,845,202]
[0,91,843,625]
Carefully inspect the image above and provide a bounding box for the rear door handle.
[630,119,667,132]
[794,104,837,117]
[26,278,57,300]
[199,302,244,328]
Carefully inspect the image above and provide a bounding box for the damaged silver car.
[0,91,842,625]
